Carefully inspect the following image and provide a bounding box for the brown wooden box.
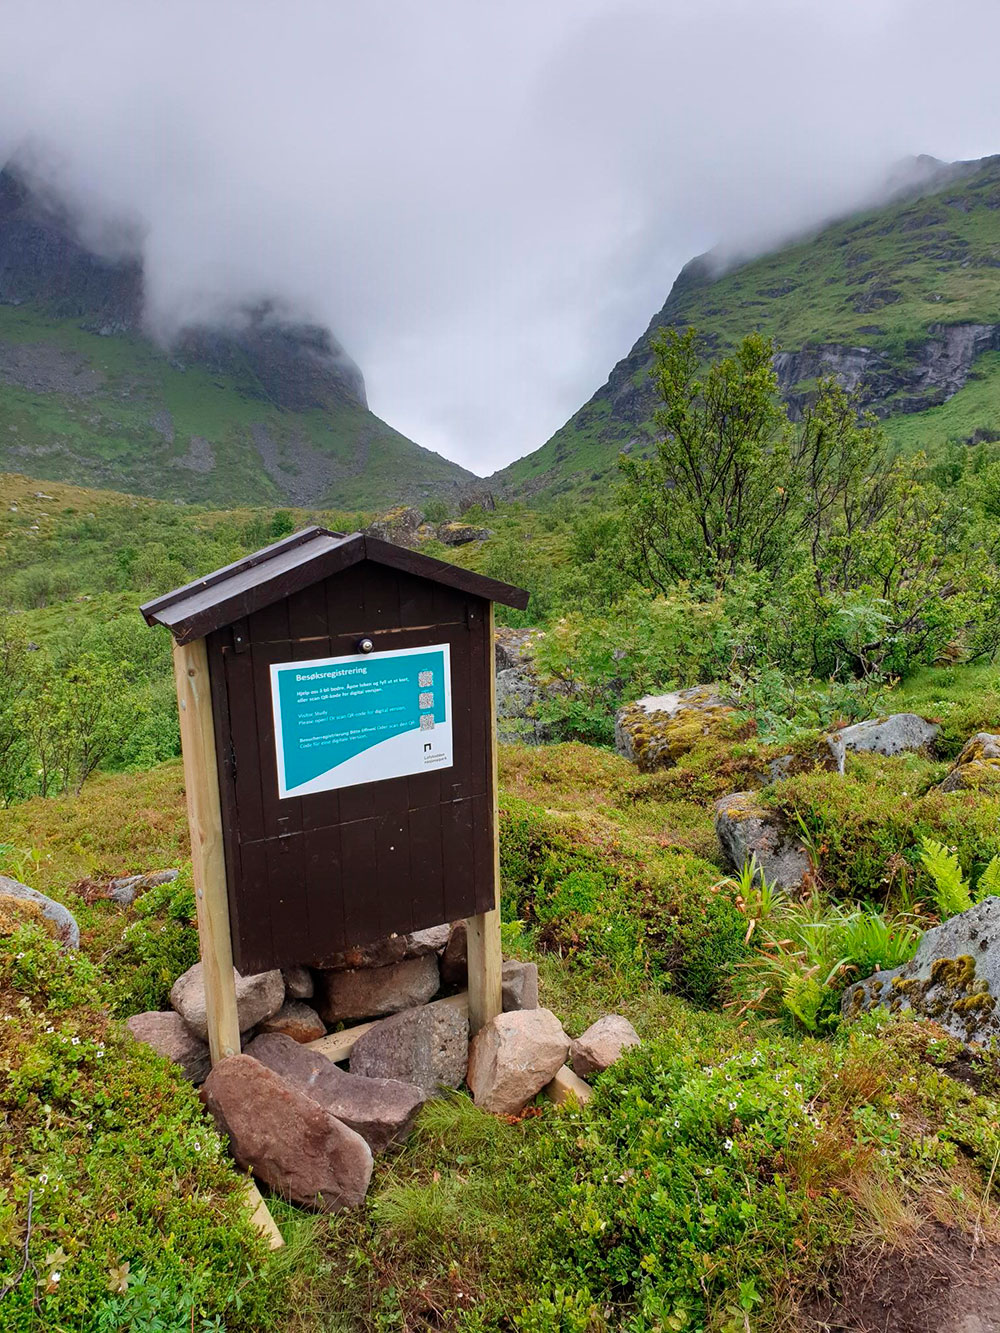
[142,528,528,974]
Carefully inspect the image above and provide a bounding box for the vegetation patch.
[0,924,282,1331]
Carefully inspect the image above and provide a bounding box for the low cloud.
[2,0,999,474]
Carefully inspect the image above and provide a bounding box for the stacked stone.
[124,920,640,1213]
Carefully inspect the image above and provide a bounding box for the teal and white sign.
[270,643,453,798]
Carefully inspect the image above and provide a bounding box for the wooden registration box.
[142,527,528,976]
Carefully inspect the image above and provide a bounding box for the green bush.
[525,1019,1000,1332]
[766,756,1000,905]
[655,882,751,1008]
[105,868,200,1016]
[0,924,283,1331]
[499,798,743,1002]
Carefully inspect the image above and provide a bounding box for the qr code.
[419,713,435,731]
[418,670,433,688]
[418,691,434,709]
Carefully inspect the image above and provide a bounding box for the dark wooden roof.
[140,526,529,644]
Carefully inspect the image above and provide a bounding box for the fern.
[781,970,826,1032]
[975,855,1000,902]
[919,837,972,918]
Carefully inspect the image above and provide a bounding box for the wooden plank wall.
[206,561,495,973]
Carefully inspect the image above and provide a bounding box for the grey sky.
[2,0,999,475]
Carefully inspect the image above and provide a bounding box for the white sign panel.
[270,643,453,799]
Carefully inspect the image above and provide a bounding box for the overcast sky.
[2,1,1000,475]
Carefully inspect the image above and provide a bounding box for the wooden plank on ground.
[544,1064,594,1107]
[306,991,470,1063]
[244,1180,284,1250]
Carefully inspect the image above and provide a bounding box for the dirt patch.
[804,1224,1000,1332]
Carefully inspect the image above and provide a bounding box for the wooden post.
[172,638,241,1065]
[466,603,504,1035]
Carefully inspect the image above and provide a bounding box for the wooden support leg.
[467,603,504,1035]
[467,908,502,1035]
[172,638,241,1065]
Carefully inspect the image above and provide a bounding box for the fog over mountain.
[2,0,1000,474]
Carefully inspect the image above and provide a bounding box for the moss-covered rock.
[0,892,55,938]
[615,685,735,772]
[714,791,812,890]
[0,873,79,947]
[939,732,1000,792]
[494,627,576,745]
[842,896,1000,1044]
[827,712,940,774]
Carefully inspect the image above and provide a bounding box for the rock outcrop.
[107,869,178,907]
[436,522,491,546]
[714,792,811,890]
[827,713,939,773]
[842,897,1000,1045]
[494,628,562,745]
[939,733,1000,792]
[615,686,735,771]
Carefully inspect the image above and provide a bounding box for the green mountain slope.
[496,154,1000,502]
[0,166,474,507]
[0,303,473,507]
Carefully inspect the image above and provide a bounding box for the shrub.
[766,757,1000,905]
[499,798,745,1004]
[104,867,200,1016]
[0,924,283,1331]
[526,1018,1000,1331]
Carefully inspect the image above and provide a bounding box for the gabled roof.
[140,526,529,644]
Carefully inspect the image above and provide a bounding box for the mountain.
[495,153,1000,502]
[0,164,475,507]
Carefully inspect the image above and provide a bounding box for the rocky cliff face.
[583,278,1000,433]
[0,163,475,508]
[0,167,143,329]
[495,153,1000,500]
[774,323,1000,419]
[0,164,367,414]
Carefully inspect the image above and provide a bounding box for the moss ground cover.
[2,656,1000,1329]
[0,924,280,1332]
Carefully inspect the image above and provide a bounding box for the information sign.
[270,643,453,798]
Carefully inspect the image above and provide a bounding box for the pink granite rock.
[258,1001,326,1044]
[246,1032,427,1152]
[466,1008,569,1114]
[170,963,284,1040]
[126,1010,211,1084]
[201,1055,372,1211]
[570,1015,640,1077]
